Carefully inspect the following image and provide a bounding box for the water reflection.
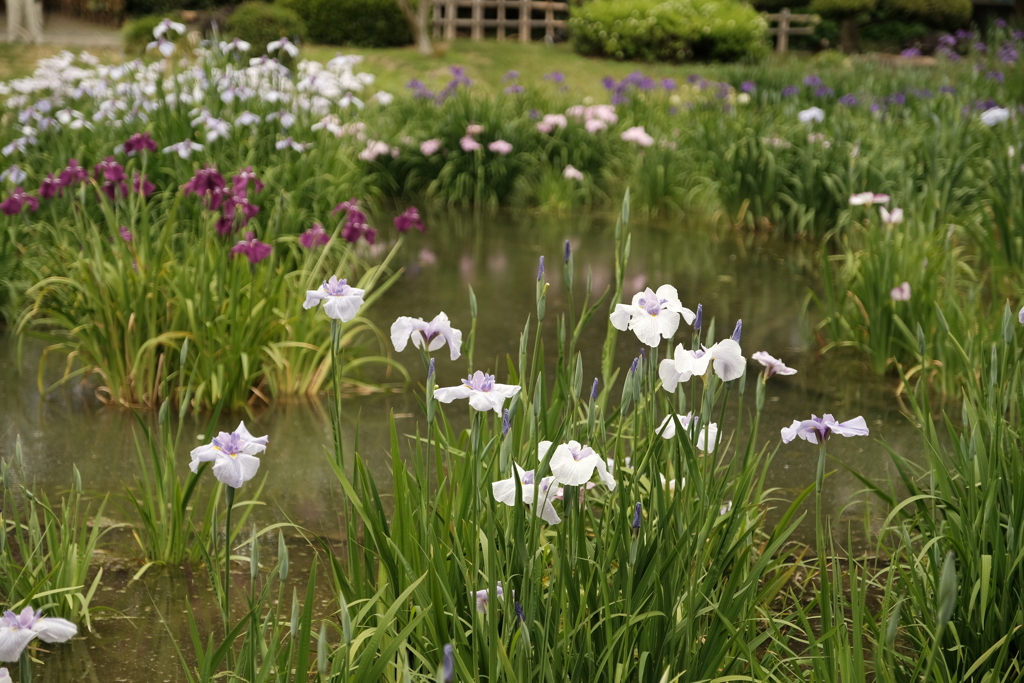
[0,209,923,681]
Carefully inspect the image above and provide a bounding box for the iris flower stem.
[814,440,836,682]
[330,319,344,466]
[224,484,235,641]
[18,648,31,683]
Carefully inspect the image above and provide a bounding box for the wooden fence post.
[519,0,531,42]
[777,7,790,53]
[497,0,506,40]
[471,0,483,40]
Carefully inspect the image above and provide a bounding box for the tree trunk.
[395,0,433,55]
[840,16,858,53]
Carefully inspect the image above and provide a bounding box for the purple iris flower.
[59,158,87,187]
[803,74,822,87]
[299,223,330,248]
[232,166,264,194]
[544,71,564,83]
[442,645,454,682]
[216,194,259,235]
[901,47,922,58]
[39,173,62,199]
[938,34,956,47]
[987,70,1005,83]
[0,186,38,215]
[502,70,519,82]
[537,255,545,281]
[183,165,226,208]
[741,81,756,93]
[93,156,125,183]
[591,378,599,400]
[662,78,677,90]
[694,303,702,331]
[502,409,511,436]
[394,206,426,233]
[781,414,869,444]
[815,85,834,97]
[119,225,133,242]
[839,93,858,106]
[731,319,742,343]
[504,84,525,94]
[303,276,366,321]
[230,231,273,264]
[940,85,956,94]
[974,42,987,53]
[133,173,155,197]
[122,132,157,156]
[632,501,642,531]
[332,199,375,244]
[782,86,799,98]
[687,74,701,84]
[999,44,1018,63]
[602,76,616,90]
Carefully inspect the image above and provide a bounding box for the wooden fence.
[765,8,820,52]
[432,0,569,42]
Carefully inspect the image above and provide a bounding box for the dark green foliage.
[882,0,970,28]
[860,17,930,47]
[569,0,768,63]
[277,0,412,47]
[810,0,876,18]
[225,1,308,50]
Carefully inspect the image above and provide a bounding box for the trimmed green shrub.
[809,0,876,18]
[860,17,930,46]
[277,0,412,47]
[569,0,768,63]
[225,1,307,50]
[881,0,970,28]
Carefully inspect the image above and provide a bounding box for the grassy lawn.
[0,35,805,98]
[303,41,804,99]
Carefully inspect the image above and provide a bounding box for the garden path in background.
[0,12,120,47]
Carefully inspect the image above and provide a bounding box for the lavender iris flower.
[781,414,869,444]
[632,502,642,530]
[694,303,702,332]
[782,86,799,98]
[0,606,77,662]
[659,339,746,391]
[502,409,511,436]
[752,351,797,379]
[656,412,718,451]
[731,319,742,342]
[537,255,545,281]
[390,312,463,361]
[189,421,268,489]
[544,71,565,83]
[609,285,695,347]
[303,275,366,321]
[433,370,521,414]
[492,463,561,524]
[442,645,454,683]
[591,378,599,400]
[544,439,616,490]
[515,602,525,622]
[803,74,822,87]
[740,81,756,93]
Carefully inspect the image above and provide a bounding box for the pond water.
[0,209,922,680]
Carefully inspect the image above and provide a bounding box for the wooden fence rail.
[432,0,568,42]
[765,8,821,53]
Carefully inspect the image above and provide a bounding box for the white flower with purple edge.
[189,421,268,489]
[542,439,616,490]
[656,413,719,451]
[267,38,299,58]
[491,463,560,524]
[798,107,825,123]
[849,192,889,206]
[610,285,694,347]
[659,339,746,391]
[152,18,186,38]
[303,275,366,321]
[563,164,584,181]
[751,351,797,379]
[0,667,10,683]
[880,207,903,225]
[781,414,869,444]
[162,140,204,159]
[434,371,520,414]
[890,282,911,301]
[0,606,77,662]
[390,312,463,361]
[473,582,504,613]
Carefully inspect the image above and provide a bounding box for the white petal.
[0,628,36,662]
[323,293,364,321]
[710,339,746,381]
[629,312,662,347]
[432,385,472,404]
[609,304,633,331]
[659,358,683,393]
[31,618,77,643]
[655,309,681,339]
[390,316,416,352]
[303,289,328,310]
[657,413,677,439]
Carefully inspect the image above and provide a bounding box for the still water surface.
[0,210,921,679]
